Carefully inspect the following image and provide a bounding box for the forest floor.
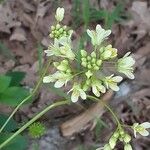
[0,0,150,150]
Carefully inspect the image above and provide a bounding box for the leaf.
[0,75,11,93]
[0,133,28,150]
[0,114,18,132]
[0,87,30,106]
[6,71,26,86]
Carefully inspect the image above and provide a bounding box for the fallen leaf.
[10,27,27,42]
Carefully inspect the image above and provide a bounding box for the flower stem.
[87,95,121,127]
[0,100,69,149]
[0,60,51,133]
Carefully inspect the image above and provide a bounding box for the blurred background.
[0,0,150,150]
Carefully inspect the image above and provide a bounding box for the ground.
[0,0,150,150]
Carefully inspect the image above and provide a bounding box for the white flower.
[104,75,123,91]
[100,45,117,60]
[69,83,86,102]
[117,52,135,79]
[43,71,72,88]
[44,36,75,60]
[55,7,65,22]
[91,78,106,97]
[132,122,150,138]
[87,24,111,46]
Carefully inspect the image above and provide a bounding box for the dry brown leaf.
[0,3,21,33]
[131,1,150,32]
[10,27,27,42]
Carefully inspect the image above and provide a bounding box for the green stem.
[0,60,51,133]
[0,100,69,149]
[87,95,121,127]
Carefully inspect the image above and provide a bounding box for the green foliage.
[0,114,28,150]
[0,133,28,150]
[0,87,30,106]
[6,71,26,86]
[0,114,18,132]
[72,1,127,29]
[0,75,11,93]
[0,72,31,106]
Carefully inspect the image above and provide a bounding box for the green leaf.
[6,71,26,86]
[0,75,11,93]
[0,87,30,106]
[0,114,18,132]
[0,133,28,150]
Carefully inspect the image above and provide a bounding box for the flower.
[43,71,72,88]
[132,122,150,138]
[69,83,86,102]
[87,24,111,46]
[44,36,75,60]
[90,78,106,97]
[117,52,135,79]
[100,45,118,60]
[55,7,65,22]
[103,75,123,91]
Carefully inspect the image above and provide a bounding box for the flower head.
[100,45,118,60]
[69,83,86,102]
[87,24,111,46]
[103,75,123,91]
[117,52,135,79]
[132,122,150,138]
[55,7,65,22]
[44,36,75,60]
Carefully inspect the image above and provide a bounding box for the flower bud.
[87,56,91,61]
[124,134,131,143]
[94,66,99,70]
[96,60,102,66]
[109,137,117,149]
[124,144,132,150]
[81,50,87,57]
[81,62,87,67]
[91,51,96,58]
[56,24,61,29]
[113,132,119,138]
[51,26,55,30]
[103,144,112,150]
[55,7,64,22]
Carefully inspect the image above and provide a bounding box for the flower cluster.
[43,7,135,103]
[103,128,132,150]
[97,122,150,150]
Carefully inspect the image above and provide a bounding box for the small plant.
[0,7,149,150]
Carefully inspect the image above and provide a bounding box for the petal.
[140,122,150,129]
[92,86,100,97]
[112,76,123,82]
[43,76,52,83]
[134,130,137,138]
[54,80,65,88]
[79,90,87,100]
[139,130,149,136]
[71,91,79,103]
[109,83,119,91]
